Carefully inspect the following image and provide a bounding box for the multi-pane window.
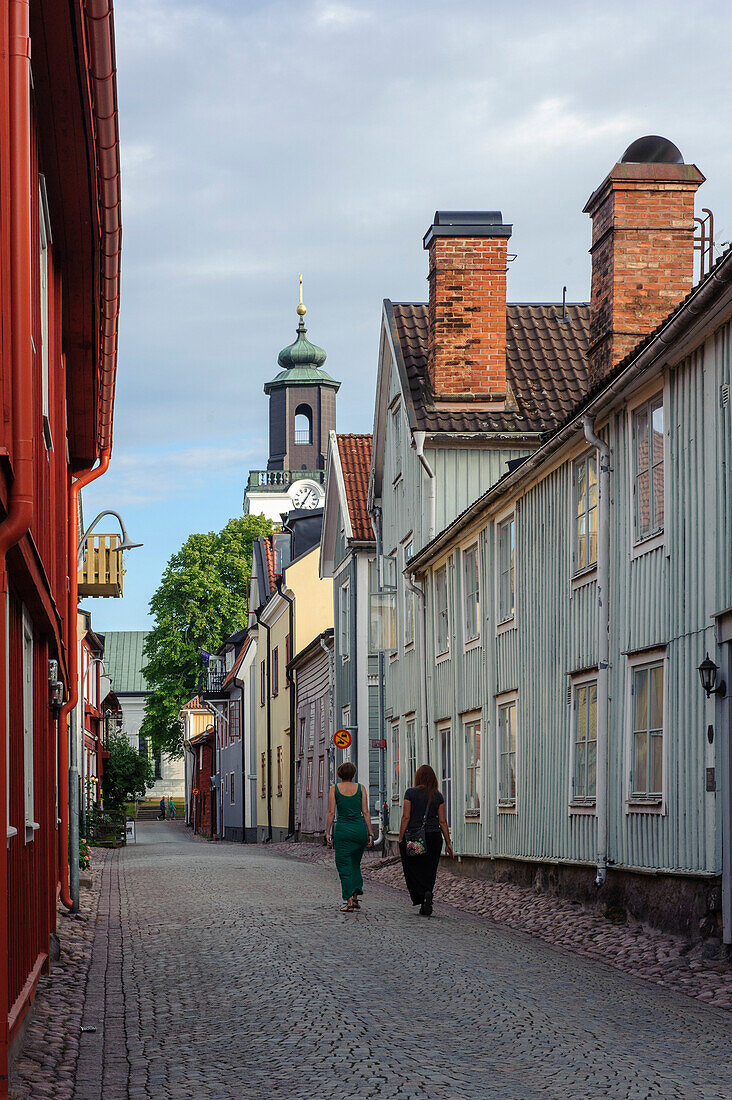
[631,661,664,798]
[498,701,516,806]
[340,579,350,659]
[369,557,396,653]
[574,454,597,571]
[260,752,266,799]
[272,647,279,696]
[298,717,305,757]
[277,746,284,797]
[392,404,401,479]
[306,759,313,796]
[497,517,515,622]
[403,539,415,647]
[463,545,480,642]
[633,394,664,541]
[434,564,449,655]
[391,720,400,800]
[318,756,325,796]
[229,698,241,742]
[308,706,315,751]
[464,717,481,816]
[405,717,416,787]
[572,680,597,803]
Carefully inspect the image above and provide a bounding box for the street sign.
[333,729,352,749]
[371,739,387,749]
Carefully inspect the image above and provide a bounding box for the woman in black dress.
[398,764,453,916]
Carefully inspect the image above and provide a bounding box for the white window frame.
[572,452,598,577]
[433,561,450,659]
[569,670,598,813]
[628,385,666,558]
[22,606,38,841]
[317,755,325,797]
[463,711,481,819]
[495,513,515,629]
[405,715,416,788]
[402,536,415,649]
[308,705,315,752]
[496,692,517,812]
[39,177,53,451]
[461,542,480,647]
[340,578,350,663]
[306,758,313,796]
[391,400,402,484]
[390,718,400,803]
[626,648,667,812]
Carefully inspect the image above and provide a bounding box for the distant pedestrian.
[325,761,374,912]
[168,797,176,820]
[398,764,453,916]
[158,796,166,820]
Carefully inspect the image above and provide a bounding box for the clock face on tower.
[289,481,322,510]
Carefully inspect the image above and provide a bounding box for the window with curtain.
[631,661,664,798]
[463,545,480,642]
[573,453,597,572]
[572,680,597,803]
[464,717,481,816]
[633,395,664,541]
[498,701,516,807]
[497,517,515,622]
[434,564,449,655]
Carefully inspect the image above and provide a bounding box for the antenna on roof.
[561,286,568,324]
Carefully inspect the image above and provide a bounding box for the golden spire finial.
[297,273,307,317]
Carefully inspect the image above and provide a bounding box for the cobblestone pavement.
[10,851,107,1100]
[273,841,732,1011]
[46,824,732,1099]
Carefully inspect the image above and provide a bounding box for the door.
[440,725,452,827]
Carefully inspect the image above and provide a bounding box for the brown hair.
[337,761,357,781]
[414,764,438,800]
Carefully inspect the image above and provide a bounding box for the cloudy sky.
[82,0,732,631]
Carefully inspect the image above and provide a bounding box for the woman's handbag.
[405,795,431,857]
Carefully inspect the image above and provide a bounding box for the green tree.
[103,732,155,818]
[141,514,273,756]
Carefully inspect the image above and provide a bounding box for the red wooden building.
[0,0,120,1088]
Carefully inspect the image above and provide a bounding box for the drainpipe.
[0,6,35,1087]
[320,635,335,818]
[583,416,611,888]
[405,575,430,765]
[372,505,388,844]
[256,613,272,842]
[278,580,296,837]
[239,683,246,842]
[413,432,436,542]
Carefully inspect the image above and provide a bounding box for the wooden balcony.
[78,534,124,598]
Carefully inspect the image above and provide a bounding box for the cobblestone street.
[29,823,732,1099]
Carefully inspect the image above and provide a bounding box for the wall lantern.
[697,653,726,699]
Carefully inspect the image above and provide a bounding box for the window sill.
[496,617,515,636]
[626,799,665,814]
[435,651,450,664]
[631,530,664,561]
[464,811,480,821]
[6,826,17,840]
[389,651,398,664]
[392,475,403,490]
[569,802,597,816]
[571,566,597,591]
[341,655,349,665]
[404,641,415,653]
[498,803,517,814]
[391,797,400,805]
[464,637,481,652]
[25,822,40,844]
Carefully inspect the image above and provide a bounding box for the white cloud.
[312,1,371,29]
[98,443,264,507]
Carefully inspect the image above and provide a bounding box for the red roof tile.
[391,302,591,434]
[337,434,373,541]
[262,534,277,594]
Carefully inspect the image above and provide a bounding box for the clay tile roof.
[262,534,277,594]
[391,302,591,434]
[337,434,373,541]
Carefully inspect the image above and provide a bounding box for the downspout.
[256,613,272,841]
[239,683,246,841]
[349,556,358,774]
[373,506,388,843]
[583,416,611,888]
[413,431,436,543]
[0,5,34,1086]
[405,575,429,765]
[278,580,296,837]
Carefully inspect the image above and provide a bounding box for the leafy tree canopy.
[103,731,155,817]
[141,514,273,756]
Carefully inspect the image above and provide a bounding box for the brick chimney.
[584,137,705,383]
[423,211,512,404]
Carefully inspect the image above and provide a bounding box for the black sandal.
[339,901,356,912]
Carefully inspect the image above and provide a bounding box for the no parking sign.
[333,729,352,749]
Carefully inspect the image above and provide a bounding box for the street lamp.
[77,509,143,569]
[697,653,727,699]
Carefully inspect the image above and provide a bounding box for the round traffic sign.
[333,729,352,749]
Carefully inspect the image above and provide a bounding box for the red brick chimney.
[584,136,705,383]
[423,211,512,404]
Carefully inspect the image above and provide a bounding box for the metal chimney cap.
[620,135,684,165]
[424,210,512,247]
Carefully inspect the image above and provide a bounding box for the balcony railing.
[294,430,312,445]
[78,534,123,598]
[246,469,325,492]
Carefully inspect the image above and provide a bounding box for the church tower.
[244,279,340,520]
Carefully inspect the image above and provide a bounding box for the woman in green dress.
[325,761,374,911]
